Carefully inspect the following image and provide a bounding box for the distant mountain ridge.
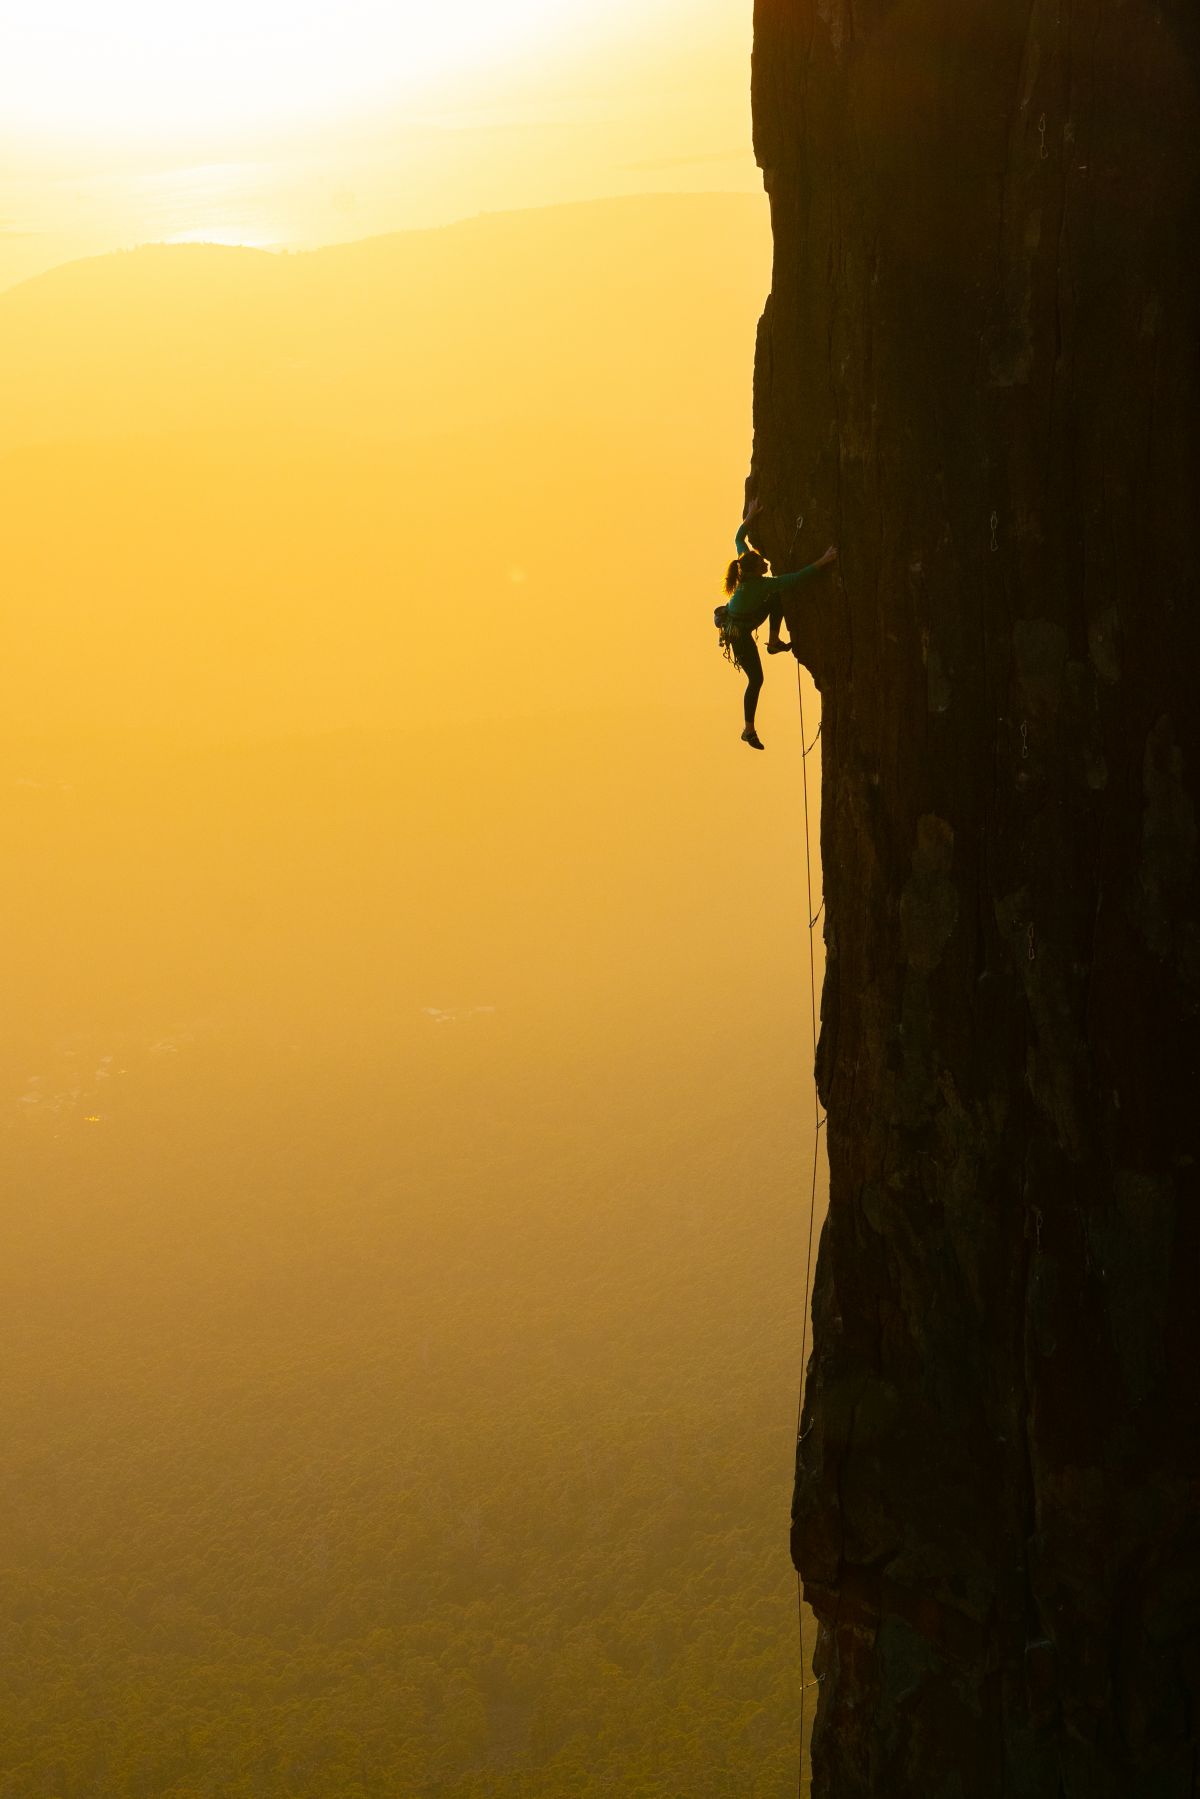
[0,193,766,451]
[1,190,769,735]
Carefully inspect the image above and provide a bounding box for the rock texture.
[748,2,1200,1791]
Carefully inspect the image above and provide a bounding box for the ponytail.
[724,558,741,596]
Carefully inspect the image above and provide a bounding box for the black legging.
[731,628,763,727]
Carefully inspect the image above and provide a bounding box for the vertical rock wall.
[748,2,1200,1791]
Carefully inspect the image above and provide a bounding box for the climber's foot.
[766,638,792,655]
[741,726,765,750]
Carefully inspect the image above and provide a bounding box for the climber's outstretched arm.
[765,545,838,590]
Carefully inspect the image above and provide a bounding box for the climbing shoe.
[766,638,792,655]
[741,727,765,750]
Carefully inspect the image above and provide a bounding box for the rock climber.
[715,498,837,749]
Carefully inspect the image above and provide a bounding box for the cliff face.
[748,3,1200,1791]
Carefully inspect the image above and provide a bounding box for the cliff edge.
[748,2,1200,1791]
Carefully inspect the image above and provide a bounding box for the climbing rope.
[795,661,825,1797]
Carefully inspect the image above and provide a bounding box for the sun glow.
[4,1,568,138]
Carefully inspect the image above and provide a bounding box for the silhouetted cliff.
[748,3,1200,1791]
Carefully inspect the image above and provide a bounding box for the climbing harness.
[713,602,743,664]
[795,661,826,1797]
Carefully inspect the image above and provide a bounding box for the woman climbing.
[716,498,837,749]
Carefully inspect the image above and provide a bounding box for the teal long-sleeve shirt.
[726,520,819,629]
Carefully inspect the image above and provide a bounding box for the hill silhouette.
[0,195,762,449]
[2,194,769,737]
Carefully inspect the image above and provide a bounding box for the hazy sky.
[1,1,758,290]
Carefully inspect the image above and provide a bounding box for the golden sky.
[0,22,818,1787]
[1,0,758,290]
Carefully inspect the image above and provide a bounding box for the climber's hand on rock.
[743,496,763,522]
[818,545,838,568]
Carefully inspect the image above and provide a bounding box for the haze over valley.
[2,192,829,1796]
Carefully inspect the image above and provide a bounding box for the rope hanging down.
[794,662,825,1796]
